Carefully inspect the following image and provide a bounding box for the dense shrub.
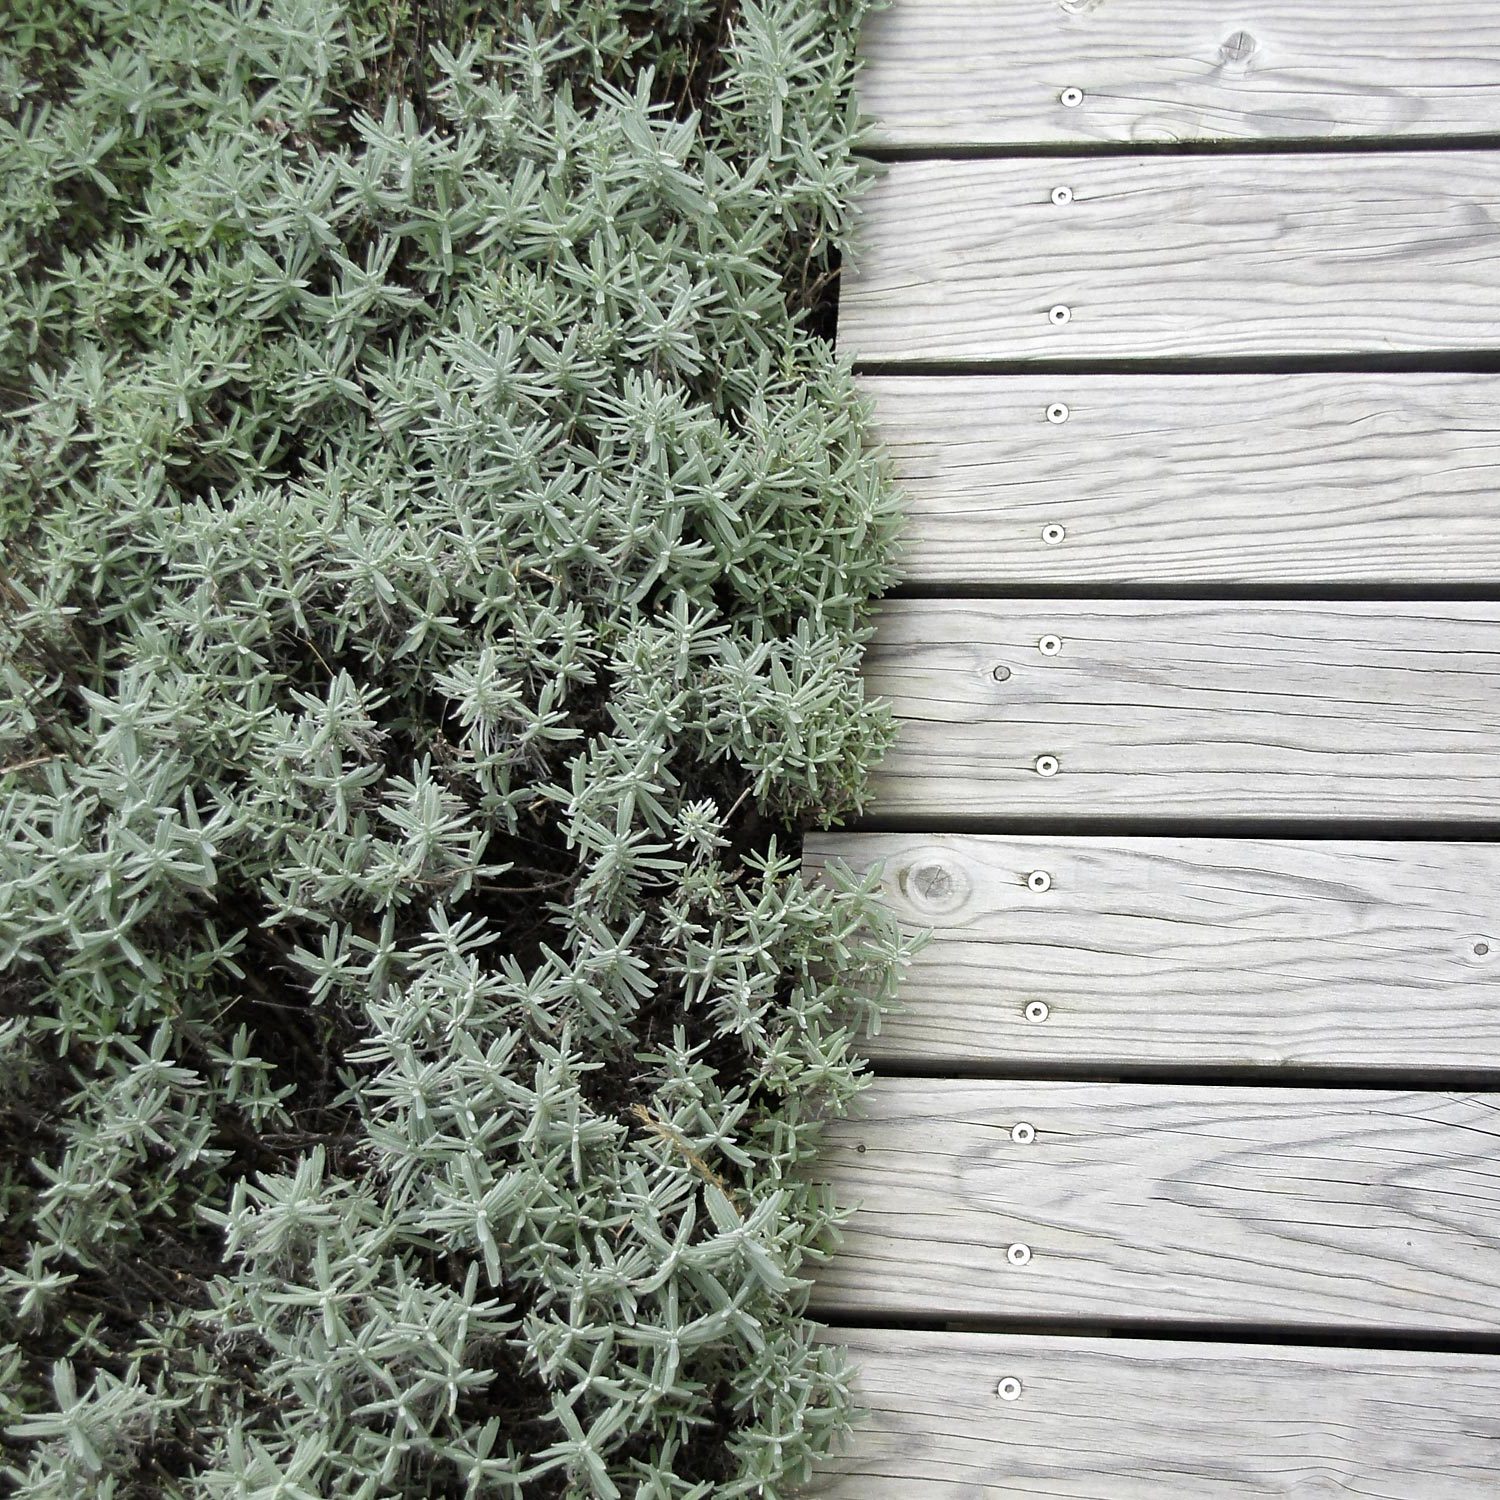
[0,1,910,1495]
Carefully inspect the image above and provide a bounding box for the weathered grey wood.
[863,373,1500,587]
[803,836,1500,1071]
[841,155,1500,363]
[861,600,1500,821]
[858,0,1500,149]
[809,1328,1500,1497]
[811,1081,1500,1330]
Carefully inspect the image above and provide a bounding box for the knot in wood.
[900,856,971,913]
[1220,30,1258,67]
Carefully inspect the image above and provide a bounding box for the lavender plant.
[0,1,909,1495]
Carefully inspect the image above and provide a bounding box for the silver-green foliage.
[0,0,910,1495]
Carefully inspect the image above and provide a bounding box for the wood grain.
[840,155,1500,363]
[811,1081,1500,1330]
[803,835,1500,1071]
[863,373,1500,587]
[860,599,1500,821]
[808,1328,1500,1497]
[857,0,1500,148]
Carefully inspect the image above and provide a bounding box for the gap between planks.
[863,135,1500,162]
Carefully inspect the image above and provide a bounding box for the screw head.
[1051,185,1074,206]
[1060,86,1085,107]
[1007,1242,1033,1266]
[1011,1122,1036,1145]
[1035,754,1060,778]
[997,1376,1023,1401]
[1046,402,1069,423]
[1024,1000,1050,1023]
[1039,634,1062,656]
[992,663,1012,682]
[1049,304,1072,325]
[1476,941,1491,957]
[1027,870,1052,893]
[1042,523,1067,546]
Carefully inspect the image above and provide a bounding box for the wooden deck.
[810,6,1500,1494]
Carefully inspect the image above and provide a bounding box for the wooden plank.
[861,600,1500,822]
[840,155,1500,363]
[863,373,1500,588]
[804,835,1500,1071]
[810,1328,1500,1497]
[857,0,1500,149]
[811,1081,1500,1330]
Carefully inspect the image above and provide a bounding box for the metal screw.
[1051,186,1074,206]
[1007,1242,1033,1266]
[1024,1000,1050,1023]
[1042,523,1067,546]
[992,664,1012,682]
[1060,87,1085,107]
[1049,304,1072,325]
[1011,1122,1036,1145]
[1027,870,1052,893]
[1035,754,1060,778]
[1046,402,1069,424]
[997,1376,1023,1401]
[1039,634,1062,656]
